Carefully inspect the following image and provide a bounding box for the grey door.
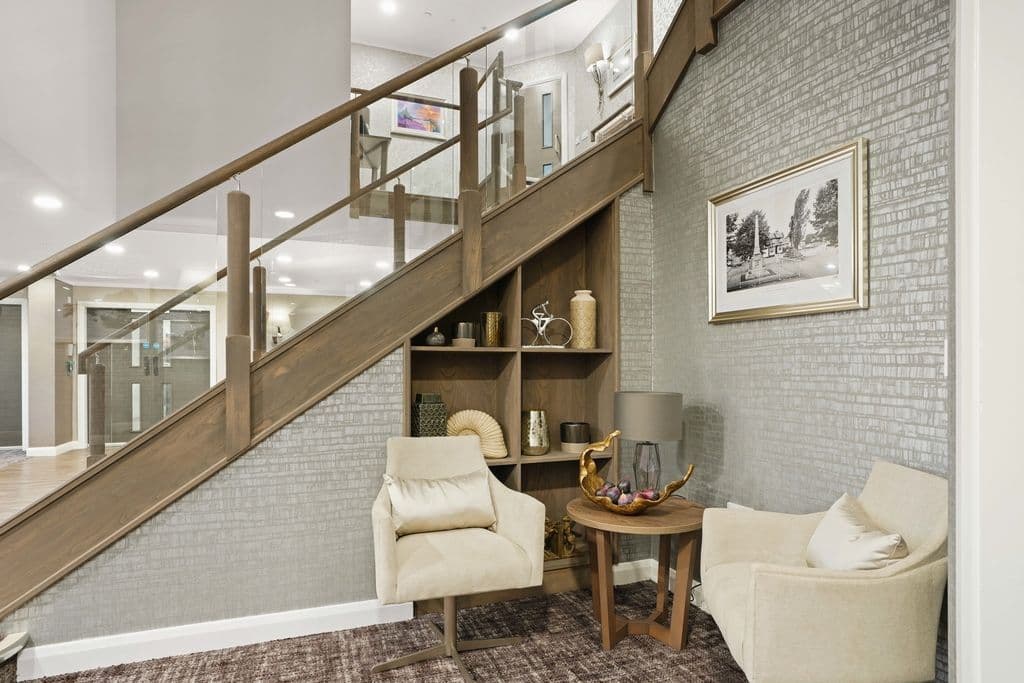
[0,304,23,447]
[86,307,211,444]
[521,77,564,180]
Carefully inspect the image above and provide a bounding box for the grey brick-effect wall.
[0,350,404,646]
[648,0,952,679]
[618,184,655,562]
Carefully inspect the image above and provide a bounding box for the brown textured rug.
[30,582,745,682]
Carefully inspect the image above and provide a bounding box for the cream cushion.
[806,493,908,570]
[394,527,533,602]
[384,467,496,536]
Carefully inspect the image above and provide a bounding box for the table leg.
[587,528,600,618]
[594,529,620,650]
[652,534,672,620]
[667,531,698,649]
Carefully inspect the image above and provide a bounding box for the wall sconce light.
[584,43,611,116]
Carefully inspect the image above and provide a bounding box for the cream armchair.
[372,436,545,680]
[701,461,948,683]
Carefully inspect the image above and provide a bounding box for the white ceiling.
[351,0,620,61]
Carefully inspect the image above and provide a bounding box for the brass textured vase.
[569,289,596,349]
[522,410,550,455]
[481,312,503,347]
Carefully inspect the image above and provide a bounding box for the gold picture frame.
[707,138,869,323]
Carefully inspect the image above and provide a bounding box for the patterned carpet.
[28,582,745,682]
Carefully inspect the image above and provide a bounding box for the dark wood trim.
[646,0,747,132]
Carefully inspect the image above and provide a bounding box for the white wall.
[0,0,117,268]
[955,0,1024,681]
[116,0,352,241]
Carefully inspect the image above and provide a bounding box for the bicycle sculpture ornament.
[522,301,573,348]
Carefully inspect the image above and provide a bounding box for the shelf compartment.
[521,352,616,451]
[520,449,612,464]
[520,347,613,354]
[416,268,521,347]
[410,351,520,457]
[411,346,518,353]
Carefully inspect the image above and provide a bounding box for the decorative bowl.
[578,430,695,516]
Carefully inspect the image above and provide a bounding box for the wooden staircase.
[0,0,747,621]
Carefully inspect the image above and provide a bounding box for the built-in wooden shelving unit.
[403,201,620,575]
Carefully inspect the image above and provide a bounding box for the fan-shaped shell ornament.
[447,410,508,459]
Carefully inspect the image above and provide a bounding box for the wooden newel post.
[459,65,483,294]
[636,0,655,192]
[513,93,527,195]
[88,359,106,457]
[226,190,252,457]
[393,183,407,270]
[252,264,267,361]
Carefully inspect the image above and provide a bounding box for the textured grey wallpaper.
[648,0,952,678]
[617,184,655,562]
[1,350,404,646]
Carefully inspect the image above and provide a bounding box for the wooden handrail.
[77,99,516,365]
[0,0,577,302]
[350,87,460,111]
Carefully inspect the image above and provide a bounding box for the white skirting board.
[16,560,695,681]
[15,599,413,681]
[25,441,83,458]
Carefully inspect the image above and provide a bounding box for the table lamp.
[614,391,682,491]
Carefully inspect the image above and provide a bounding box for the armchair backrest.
[858,460,948,566]
[385,435,486,480]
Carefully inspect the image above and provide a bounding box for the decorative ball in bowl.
[578,430,695,516]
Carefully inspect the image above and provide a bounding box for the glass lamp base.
[632,441,661,491]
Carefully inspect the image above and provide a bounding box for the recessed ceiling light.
[359,279,373,288]
[33,194,63,210]
[278,276,292,283]
[380,0,398,15]
[274,210,295,219]
[285,282,297,288]
[104,243,125,255]
[16,264,30,272]
[276,254,293,264]
[143,269,159,279]
[504,27,520,41]
[375,260,391,270]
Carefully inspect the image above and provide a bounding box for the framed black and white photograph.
[707,139,868,323]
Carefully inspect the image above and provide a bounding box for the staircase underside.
[0,122,645,619]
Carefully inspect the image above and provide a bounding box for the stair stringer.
[0,121,645,620]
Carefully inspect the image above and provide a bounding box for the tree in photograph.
[731,209,771,261]
[811,178,839,246]
[787,188,811,256]
[725,212,740,259]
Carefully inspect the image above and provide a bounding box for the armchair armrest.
[488,473,546,586]
[371,486,399,604]
[744,558,947,683]
[702,508,824,574]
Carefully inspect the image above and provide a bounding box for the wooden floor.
[0,450,97,523]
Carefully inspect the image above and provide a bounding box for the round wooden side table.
[566,496,704,651]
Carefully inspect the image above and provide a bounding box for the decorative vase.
[452,322,477,348]
[425,326,446,346]
[481,312,503,347]
[522,410,550,455]
[569,290,596,349]
[412,393,447,437]
[560,421,591,454]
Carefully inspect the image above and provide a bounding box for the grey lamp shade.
[614,391,682,442]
